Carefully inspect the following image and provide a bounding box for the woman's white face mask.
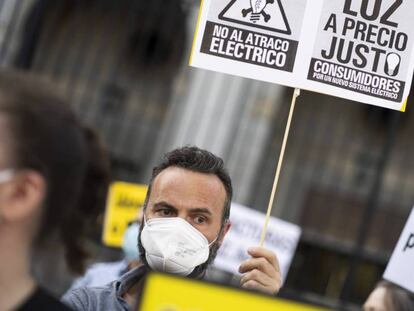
[0,169,14,224]
[140,216,217,276]
[0,169,13,184]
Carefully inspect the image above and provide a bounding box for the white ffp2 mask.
[0,169,13,184]
[140,217,213,276]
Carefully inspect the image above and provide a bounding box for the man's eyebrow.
[188,207,213,216]
[153,201,177,210]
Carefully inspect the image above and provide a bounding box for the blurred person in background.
[363,280,414,311]
[0,70,110,310]
[69,220,141,290]
[63,146,281,311]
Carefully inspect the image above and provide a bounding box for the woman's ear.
[0,170,46,223]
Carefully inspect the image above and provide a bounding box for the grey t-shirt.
[62,265,147,311]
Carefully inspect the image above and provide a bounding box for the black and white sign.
[191,0,306,84]
[213,203,301,281]
[383,207,414,293]
[219,0,291,34]
[200,22,298,72]
[191,0,414,111]
[308,0,411,104]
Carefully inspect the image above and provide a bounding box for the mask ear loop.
[207,236,219,247]
[143,212,154,227]
[207,220,229,247]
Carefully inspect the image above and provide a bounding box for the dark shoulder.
[18,288,73,311]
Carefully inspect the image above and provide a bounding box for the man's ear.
[218,220,231,244]
[1,170,46,223]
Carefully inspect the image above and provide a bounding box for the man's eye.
[194,216,206,224]
[159,209,172,216]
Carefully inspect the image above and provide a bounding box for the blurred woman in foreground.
[0,70,110,310]
[363,280,414,311]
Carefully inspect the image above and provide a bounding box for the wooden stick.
[259,88,301,247]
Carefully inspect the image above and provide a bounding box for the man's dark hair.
[144,146,233,223]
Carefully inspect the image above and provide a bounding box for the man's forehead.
[150,166,227,212]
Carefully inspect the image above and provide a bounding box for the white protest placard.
[383,207,414,293]
[191,0,307,90]
[190,0,414,111]
[213,203,301,281]
[306,0,414,111]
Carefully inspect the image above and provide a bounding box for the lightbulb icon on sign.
[242,0,274,23]
[385,52,401,77]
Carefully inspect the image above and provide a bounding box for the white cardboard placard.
[213,203,301,281]
[191,0,414,111]
[383,207,414,293]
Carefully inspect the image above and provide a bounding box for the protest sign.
[102,182,147,247]
[383,207,414,293]
[213,203,301,281]
[191,0,306,88]
[191,0,414,111]
[307,0,413,110]
[138,272,327,311]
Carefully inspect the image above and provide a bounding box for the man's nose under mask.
[140,217,217,276]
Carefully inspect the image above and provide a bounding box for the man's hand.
[238,247,281,295]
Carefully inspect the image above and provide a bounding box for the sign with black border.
[191,0,414,111]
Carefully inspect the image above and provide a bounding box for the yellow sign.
[139,273,328,311]
[102,182,147,247]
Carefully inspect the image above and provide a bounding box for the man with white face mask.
[63,146,282,311]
